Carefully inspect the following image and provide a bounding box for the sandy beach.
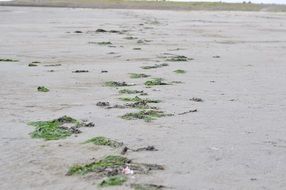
[0,5,286,190]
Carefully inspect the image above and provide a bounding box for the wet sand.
[0,6,286,190]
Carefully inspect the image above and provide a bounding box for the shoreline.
[1,0,286,12]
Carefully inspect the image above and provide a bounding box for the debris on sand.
[82,122,95,127]
[213,55,221,58]
[89,41,112,45]
[28,116,92,140]
[141,63,168,70]
[95,29,107,33]
[0,58,18,62]
[96,102,110,107]
[171,81,183,84]
[166,55,193,62]
[84,136,123,148]
[101,70,108,73]
[122,166,134,175]
[129,73,150,79]
[99,175,127,187]
[125,36,138,40]
[174,69,186,74]
[133,48,142,50]
[119,89,147,95]
[92,29,124,34]
[121,146,129,155]
[72,70,89,73]
[121,146,158,155]
[190,97,203,102]
[104,81,135,87]
[106,104,127,109]
[74,30,83,33]
[37,86,49,92]
[121,110,172,122]
[144,78,169,87]
[134,146,158,152]
[178,109,198,115]
[28,63,38,67]
[137,39,145,44]
[131,184,166,190]
[44,64,61,67]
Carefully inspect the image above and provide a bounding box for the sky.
[0,0,285,4]
[170,0,286,4]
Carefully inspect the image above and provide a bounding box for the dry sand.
[0,6,286,190]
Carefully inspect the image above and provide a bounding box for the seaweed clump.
[66,155,128,175]
[28,116,81,140]
[190,97,203,102]
[105,81,134,87]
[141,63,168,70]
[84,136,123,148]
[120,96,160,103]
[119,89,147,95]
[144,78,169,87]
[89,41,112,45]
[166,55,193,62]
[174,69,186,74]
[129,73,150,79]
[0,58,18,62]
[99,175,127,187]
[37,86,49,92]
[121,110,170,122]
[120,96,160,109]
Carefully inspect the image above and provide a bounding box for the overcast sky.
[170,0,286,4]
[0,0,285,4]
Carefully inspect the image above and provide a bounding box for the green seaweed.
[84,136,123,148]
[174,69,186,74]
[67,155,128,175]
[99,175,127,187]
[28,116,79,140]
[144,78,169,86]
[37,86,49,92]
[129,73,150,79]
[141,63,168,70]
[119,89,147,95]
[121,110,169,122]
[104,81,134,87]
[120,96,160,103]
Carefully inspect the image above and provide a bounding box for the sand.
[0,6,286,190]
